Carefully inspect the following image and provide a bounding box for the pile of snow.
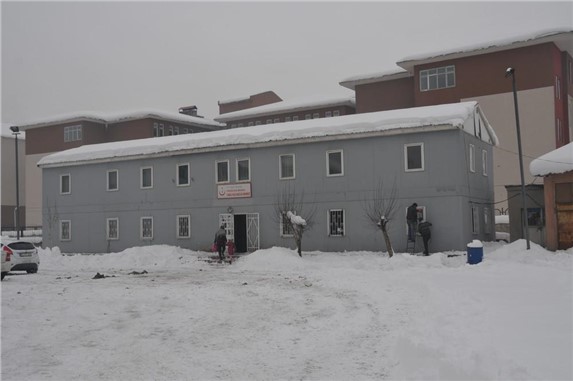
[2,241,571,380]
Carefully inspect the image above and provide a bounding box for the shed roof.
[530,142,573,177]
[38,101,497,168]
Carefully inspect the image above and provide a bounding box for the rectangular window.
[285,116,292,122]
[168,126,173,136]
[305,114,311,120]
[292,116,299,121]
[279,154,295,180]
[183,128,189,134]
[471,206,479,234]
[555,76,561,99]
[248,122,254,127]
[469,144,476,173]
[420,65,455,91]
[177,163,190,186]
[313,113,320,119]
[63,125,82,142]
[140,167,153,189]
[333,110,340,117]
[60,220,71,241]
[482,150,488,176]
[60,174,71,194]
[325,111,332,118]
[106,218,119,240]
[327,150,344,177]
[177,215,190,239]
[238,123,244,128]
[273,118,280,123]
[153,123,159,137]
[328,209,345,236]
[237,158,250,182]
[280,212,294,237]
[107,170,119,191]
[159,124,164,136]
[141,217,153,240]
[174,127,179,135]
[216,160,229,183]
[266,119,273,124]
[404,143,424,172]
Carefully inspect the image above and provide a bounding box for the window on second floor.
[420,65,455,91]
[327,150,344,177]
[216,160,229,183]
[177,163,190,186]
[64,125,82,142]
[107,170,119,191]
[140,167,153,189]
[482,150,488,176]
[404,143,424,172]
[60,174,71,194]
[279,154,295,179]
[469,144,476,173]
[237,158,250,182]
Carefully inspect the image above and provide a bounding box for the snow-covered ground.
[1,241,571,380]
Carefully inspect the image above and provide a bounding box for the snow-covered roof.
[339,69,411,90]
[214,94,356,122]
[339,29,572,88]
[398,28,572,72]
[38,101,497,168]
[530,142,573,177]
[16,109,225,131]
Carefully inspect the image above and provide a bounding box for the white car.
[1,245,12,280]
[1,241,39,274]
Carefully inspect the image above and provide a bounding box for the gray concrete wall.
[42,129,494,253]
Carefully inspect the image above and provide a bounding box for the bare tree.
[273,185,316,257]
[362,179,399,257]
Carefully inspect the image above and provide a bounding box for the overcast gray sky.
[2,1,572,124]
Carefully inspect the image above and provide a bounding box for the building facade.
[39,102,496,254]
[215,94,356,128]
[17,110,225,227]
[340,29,573,215]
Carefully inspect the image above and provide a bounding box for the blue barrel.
[467,240,483,265]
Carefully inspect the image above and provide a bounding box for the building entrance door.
[219,213,260,253]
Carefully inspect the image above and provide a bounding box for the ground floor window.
[177,215,190,238]
[106,218,119,240]
[141,217,153,240]
[60,220,71,241]
[329,209,345,236]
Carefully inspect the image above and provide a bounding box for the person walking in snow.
[406,203,418,242]
[214,225,227,261]
[418,220,432,256]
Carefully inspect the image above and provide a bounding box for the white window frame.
[285,116,292,122]
[273,118,280,123]
[482,150,488,176]
[216,160,230,183]
[248,122,254,127]
[326,150,344,177]
[279,154,296,180]
[140,217,154,240]
[420,65,455,91]
[328,209,345,237]
[176,215,191,239]
[106,169,119,192]
[333,110,340,117]
[313,113,320,119]
[266,119,273,124]
[159,124,164,136]
[177,163,190,187]
[404,143,425,172]
[236,158,251,182]
[63,125,82,142]
[305,114,311,120]
[325,111,332,118]
[106,218,119,240]
[60,220,71,241]
[153,122,159,137]
[469,144,476,173]
[292,116,299,121]
[140,166,153,189]
[60,174,71,195]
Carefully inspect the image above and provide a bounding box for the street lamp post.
[505,67,530,250]
[9,126,21,240]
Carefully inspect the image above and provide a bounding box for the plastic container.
[467,240,483,265]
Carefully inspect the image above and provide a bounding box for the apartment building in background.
[340,29,572,225]
[17,110,225,227]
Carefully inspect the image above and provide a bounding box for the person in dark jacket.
[418,220,432,256]
[406,203,418,242]
[214,225,227,261]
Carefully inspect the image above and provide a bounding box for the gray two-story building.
[38,101,497,254]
